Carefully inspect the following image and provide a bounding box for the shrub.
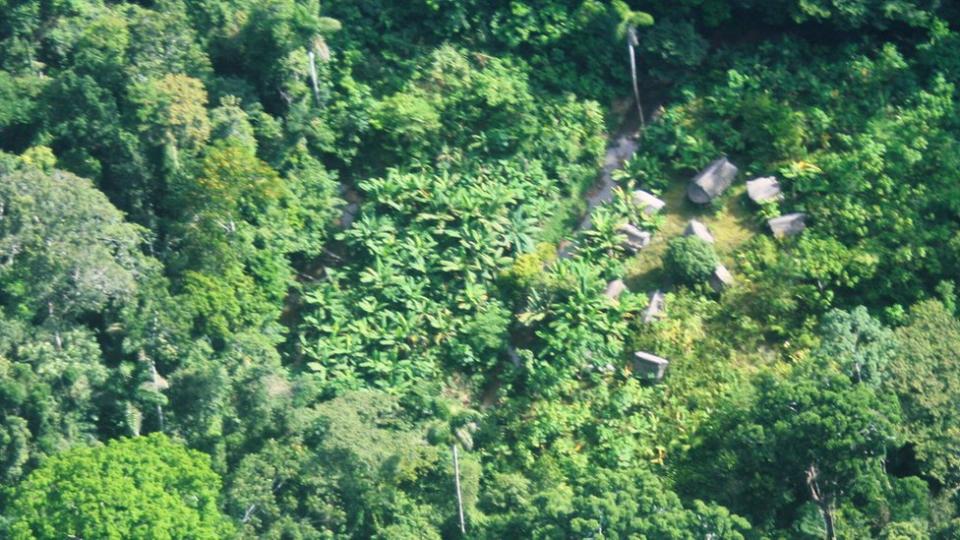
[664,236,718,284]
[613,155,670,193]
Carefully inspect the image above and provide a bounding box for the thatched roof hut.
[746,176,782,204]
[768,212,806,237]
[684,219,715,244]
[618,223,651,253]
[710,264,735,292]
[632,189,666,215]
[688,157,738,204]
[643,290,665,323]
[604,279,628,300]
[633,351,669,381]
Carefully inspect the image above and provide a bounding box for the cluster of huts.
[609,156,808,382]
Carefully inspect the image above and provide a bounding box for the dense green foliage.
[664,235,719,285]
[2,0,960,538]
[4,434,233,539]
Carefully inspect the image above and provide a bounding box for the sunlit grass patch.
[625,181,758,290]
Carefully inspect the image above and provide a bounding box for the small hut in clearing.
[746,176,782,204]
[632,189,666,215]
[688,157,738,204]
[710,264,735,292]
[684,219,715,244]
[618,223,651,253]
[604,279,628,300]
[768,213,806,237]
[633,351,669,381]
[643,290,665,323]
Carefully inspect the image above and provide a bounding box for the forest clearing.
[2,1,960,539]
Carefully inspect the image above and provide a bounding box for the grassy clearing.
[625,180,760,291]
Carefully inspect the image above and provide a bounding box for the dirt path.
[556,105,659,259]
[577,133,639,231]
[481,103,660,407]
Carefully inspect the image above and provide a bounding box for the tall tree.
[677,365,900,538]
[613,1,653,126]
[3,434,234,539]
[886,300,960,489]
[0,167,150,346]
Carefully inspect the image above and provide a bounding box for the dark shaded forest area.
[2,0,960,538]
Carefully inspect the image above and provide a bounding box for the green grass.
[625,181,759,291]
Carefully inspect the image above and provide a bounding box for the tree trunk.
[48,302,62,350]
[820,501,836,540]
[150,361,166,432]
[307,49,321,104]
[627,27,644,128]
[452,444,466,534]
[806,463,836,540]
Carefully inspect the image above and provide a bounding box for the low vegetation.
[2,0,960,538]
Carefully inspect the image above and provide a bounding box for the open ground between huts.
[625,180,757,289]
[562,105,767,292]
[481,103,801,399]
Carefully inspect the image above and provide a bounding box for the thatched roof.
[633,351,669,381]
[632,189,666,215]
[604,279,628,300]
[768,212,806,237]
[710,264,735,292]
[643,289,665,323]
[746,176,782,204]
[618,223,651,253]
[684,219,715,244]
[688,157,738,204]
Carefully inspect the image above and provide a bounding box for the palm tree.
[308,16,342,104]
[613,2,653,127]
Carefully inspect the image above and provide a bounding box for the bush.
[613,155,670,193]
[664,236,718,284]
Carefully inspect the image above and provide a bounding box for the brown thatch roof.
[710,264,735,292]
[618,223,651,253]
[633,351,669,381]
[643,290,665,323]
[604,279,628,300]
[746,176,782,204]
[688,157,738,204]
[684,219,715,244]
[768,212,806,237]
[632,189,666,215]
